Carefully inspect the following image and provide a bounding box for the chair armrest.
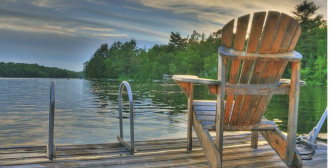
[219,46,302,62]
[172,75,220,97]
[172,75,220,85]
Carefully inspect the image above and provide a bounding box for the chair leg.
[251,131,258,148]
[187,83,193,150]
[187,110,193,150]
[286,62,300,166]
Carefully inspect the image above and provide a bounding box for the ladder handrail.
[47,80,56,159]
[307,107,328,144]
[117,81,135,152]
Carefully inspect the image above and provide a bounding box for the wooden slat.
[224,59,241,124]
[231,12,267,121]
[225,84,290,95]
[260,129,287,160]
[193,100,216,106]
[251,61,288,124]
[223,154,287,168]
[269,13,292,53]
[221,19,234,48]
[236,60,273,126]
[288,25,302,51]
[229,60,252,123]
[242,61,283,125]
[279,19,299,53]
[195,111,217,116]
[201,121,276,131]
[172,75,220,85]
[246,12,267,53]
[260,129,302,167]
[0,133,325,168]
[219,47,302,62]
[194,105,216,111]
[192,112,221,168]
[234,14,250,51]
[258,11,281,54]
[230,59,264,125]
[232,12,267,121]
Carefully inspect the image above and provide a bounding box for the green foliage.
[0,62,83,78]
[83,30,221,81]
[291,0,327,86]
[84,1,326,86]
[169,31,187,49]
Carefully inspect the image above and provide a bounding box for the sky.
[0,0,327,72]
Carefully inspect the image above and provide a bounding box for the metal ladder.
[46,80,138,159]
[296,107,327,160]
[306,107,328,146]
[117,81,136,153]
[47,80,56,160]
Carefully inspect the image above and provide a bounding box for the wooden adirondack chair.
[172,11,303,168]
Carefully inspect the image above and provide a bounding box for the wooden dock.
[0,132,327,167]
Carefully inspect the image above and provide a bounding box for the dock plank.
[0,132,327,168]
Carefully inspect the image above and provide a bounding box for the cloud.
[85,0,109,6]
[92,33,128,37]
[30,0,83,9]
[0,7,128,39]
[79,27,114,31]
[135,0,327,25]
[123,4,148,11]
[0,0,327,72]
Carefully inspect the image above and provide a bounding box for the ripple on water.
[0,79,327,146]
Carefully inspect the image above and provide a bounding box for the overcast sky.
[0,0,327,71]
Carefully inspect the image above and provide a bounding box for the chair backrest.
[220,11,301,126]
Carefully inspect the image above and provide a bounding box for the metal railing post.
[117,81,136,152]
[307,107,328,145]
[47,80,56,159]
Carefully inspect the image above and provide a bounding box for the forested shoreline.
[83,1,327,86]
[0,62,84,78]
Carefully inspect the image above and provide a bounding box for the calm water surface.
[0,78,327,147]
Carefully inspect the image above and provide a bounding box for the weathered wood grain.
[234,14,250,51]
[172,75,220,85]
[242,61,281,126]
[187,82,194,150]
[193,112,221,168]
[221,19,234,48]
[219,47,302,62]
[269,13,292,53]
[286,62,301,166]
[288,25,302,51]
[258,11,281,54]
[224,59,241,124]
[246,12,266,53]
[279,18,299,53]
[0,133,326,167]
[172,11,305,168]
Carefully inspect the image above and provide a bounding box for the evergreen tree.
[169,32,187,49]
[291,0,327,85]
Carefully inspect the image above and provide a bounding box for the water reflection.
[0,78,327,147]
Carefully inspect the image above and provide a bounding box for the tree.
[0,62,81,78]
[291,0,327,85]
[292,0,320,30]
[169,32,187,49]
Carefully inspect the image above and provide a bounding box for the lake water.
[0,78,327,147]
